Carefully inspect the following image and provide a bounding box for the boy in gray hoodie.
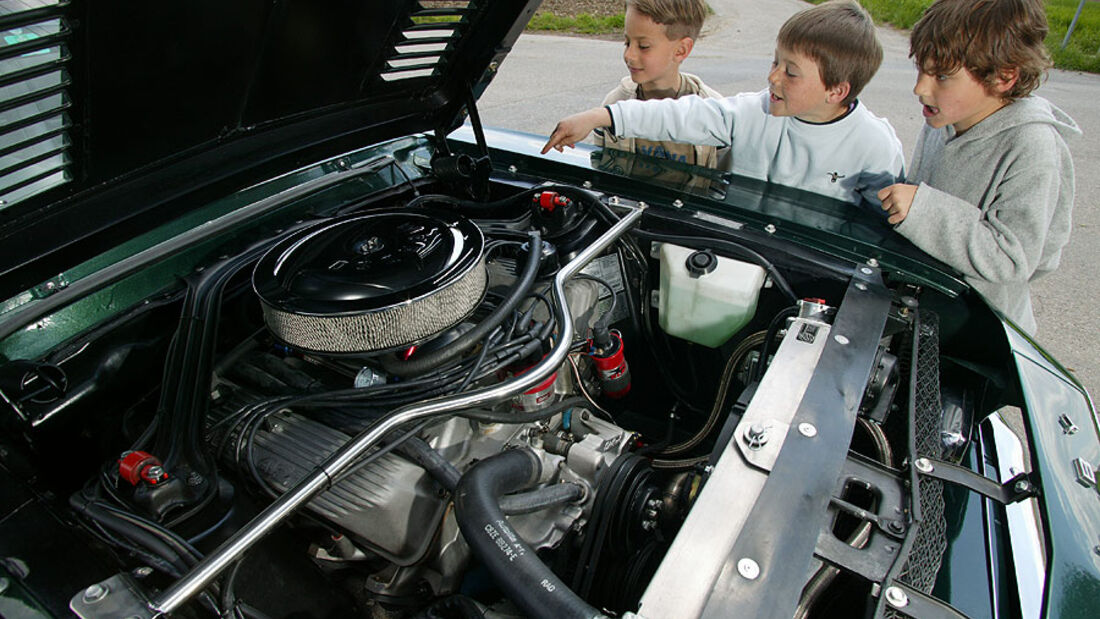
[878,0,1080,335]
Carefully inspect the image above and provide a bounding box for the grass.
[526,12,624,35]
[808,0,1100,73]
[1047,0,1100,73]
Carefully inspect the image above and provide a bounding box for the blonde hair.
[627,0,707,40]
[776,0,883,106]
[910,0,1051,100]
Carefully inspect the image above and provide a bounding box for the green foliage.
[411,15,462,24]
[804,0,930,28]
[807,0,1099,73]
[527,12,625,35]
[1047,0,1100,73]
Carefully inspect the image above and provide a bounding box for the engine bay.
[0,161,1014,619]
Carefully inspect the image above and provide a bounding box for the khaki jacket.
[594,72,722,169]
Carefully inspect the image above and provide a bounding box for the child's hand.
[541,108,612,154]
[878,183,918,225]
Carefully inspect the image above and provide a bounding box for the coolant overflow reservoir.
[658,244,766,348]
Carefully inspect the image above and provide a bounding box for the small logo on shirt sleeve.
[827,172,846,183]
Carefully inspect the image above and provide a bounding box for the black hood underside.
[0,0,540,299]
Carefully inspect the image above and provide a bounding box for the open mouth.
[770,92,783,102]
[922,103,939,118]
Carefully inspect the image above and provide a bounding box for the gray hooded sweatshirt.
[895,96,1080,334]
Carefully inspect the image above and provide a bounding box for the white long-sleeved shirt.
[607,89,905,205]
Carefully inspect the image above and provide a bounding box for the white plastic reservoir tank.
[658,243,766,348]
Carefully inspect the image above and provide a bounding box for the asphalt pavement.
[477,0,1100,400]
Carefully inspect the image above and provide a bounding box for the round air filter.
[253,209,486,354]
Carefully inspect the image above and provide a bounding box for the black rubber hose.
[398,437,585,515]
[752,305,799,383]
[397,437,462,491]
[70,495,190,575]
[454,449,604,619]
[500,482,585,516]
[460,396,588,424]
[382,230,543,378]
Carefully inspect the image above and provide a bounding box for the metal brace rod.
[828,496,906,539]
[881,581,972,619]
[914,457,1039,504]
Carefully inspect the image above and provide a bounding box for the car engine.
[0,160,987,619]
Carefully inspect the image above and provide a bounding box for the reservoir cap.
[686,249,718,278]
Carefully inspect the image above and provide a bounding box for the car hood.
[0,0,540,300]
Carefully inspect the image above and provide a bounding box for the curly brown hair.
[910,0,1052,100]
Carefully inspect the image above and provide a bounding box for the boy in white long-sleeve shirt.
[542,0,905,206]
[877,0,1079,335]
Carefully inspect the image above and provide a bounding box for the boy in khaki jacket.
[593,0,722,168]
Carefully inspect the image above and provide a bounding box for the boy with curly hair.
[594,0,723,168]
[878,0,1080,334]
[543,0,905,206]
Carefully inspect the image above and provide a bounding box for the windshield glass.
[456,125,966,297]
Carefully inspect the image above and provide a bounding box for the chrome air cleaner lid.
[253,209,486,354]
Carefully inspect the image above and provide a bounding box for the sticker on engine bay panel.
[797,323,818,343]
[581,253,630,326]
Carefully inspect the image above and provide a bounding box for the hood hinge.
[432,83,491,200]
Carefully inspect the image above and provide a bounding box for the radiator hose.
[454,449,605,619]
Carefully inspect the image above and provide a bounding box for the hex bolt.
[798,423,817,438]
[914,457,934,474]
[860,266,874,275]
[745,423,769,449]
[145,466,165,479]
[867,258,879,267]
[673,199,684,208]
[187,472,205,487]
[764,224,777,234]
[508,165,517,174]
[737,558,760,580]
[884,586,909,608]
[887,520,905,535]
[83,583,109,604]
[641,520,657,531]
[583,180,593,188]
[1015,480,1031,494]
[132,566,154,578]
